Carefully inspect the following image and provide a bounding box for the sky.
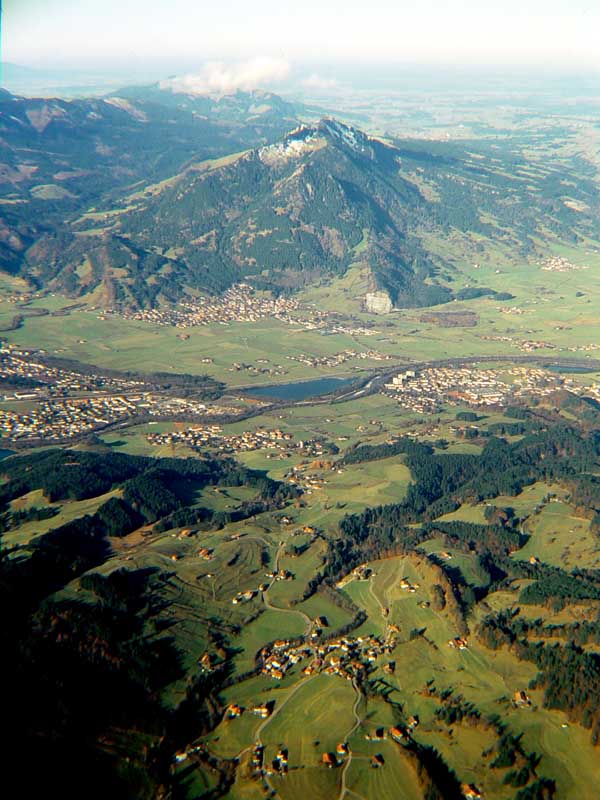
[3,0,600,80]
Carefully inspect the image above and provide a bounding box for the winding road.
[262,540,313,636]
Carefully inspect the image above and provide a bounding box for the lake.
[244,376,356,401]
[0,449,15,460]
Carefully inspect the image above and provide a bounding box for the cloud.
[159,57,291,96]
[301,74,340,91]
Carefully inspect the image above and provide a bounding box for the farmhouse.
[461,784,483,799]
[251,704,272,718]
[513,690,532,707]
[390,726,407,743]
[448,637,469,650]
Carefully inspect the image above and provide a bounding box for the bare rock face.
[365,290,393,314]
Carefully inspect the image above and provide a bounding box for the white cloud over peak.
[159,57,291,95]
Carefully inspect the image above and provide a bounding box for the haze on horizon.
[3,0,600,82]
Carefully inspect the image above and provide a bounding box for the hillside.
[11,111,598,307]
[0,87,298,277]
[4,395,600,798]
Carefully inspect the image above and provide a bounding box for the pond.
[244,376,356,401]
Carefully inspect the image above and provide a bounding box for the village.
[178,546,523,799]
[0,393,239,443]
[212,621,485,788]
[539,255,589,273]
[480,334,558,353]
[118,282,380,338]
[121,283,301,327]
[285,348,392,369]
[177,349,391,379]
[147,424,335,460]
[382,365,584,413]
[0,344,146,402]
[257,628,399,683]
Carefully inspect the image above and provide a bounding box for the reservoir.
[244,376,356,401]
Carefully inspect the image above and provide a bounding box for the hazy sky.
[4,0,600,74]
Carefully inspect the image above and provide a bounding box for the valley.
[1,73,600,800]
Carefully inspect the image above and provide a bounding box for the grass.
[422,537,490,587]
[296,593,354,632]
[3,488,121,547]
[259,673,357,800]
[5,230,600,797]
[5,236,600,391]
[232,610,306,674]
[267,540,328,606]
[343,554,600,798]
[345,734,423,800]
[515,500,600,570]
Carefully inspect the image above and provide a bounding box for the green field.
[4,237,600,391]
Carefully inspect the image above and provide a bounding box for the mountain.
[3,99,598,309]
[21,119,453,307]
[0,87,298,275]
[115,82,298,126]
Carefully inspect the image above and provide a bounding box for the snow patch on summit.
[258,119,376,166]
[318,119,375,158]
[258,125,325,165]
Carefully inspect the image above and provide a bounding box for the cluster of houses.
[285,348,392,369]
[569,342,600,355]
[228,360,288,377]
[368,716,420,745]
[1,291,46,305]
[540,256,588,273]
[122,283,300,328]
[284,460,344,494]
[499,306,526,316]
[252,630,399,685]
[226,701,272,719]
[0,344,145,401]
[118,282,380,339]
[480,334,557,353]
[198,652,216,673]
[250,744,264,775]
[513,690,532,708]
[383,366,576,414]
[232,569,293,608]
[265,568,294,581]
[147,425,332,461]
[148,425,293,453]
[232,589,258,605]
[353,564,373,581]
[1,392,236,443]
[461,783,484,799]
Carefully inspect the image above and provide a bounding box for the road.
[338,678,363,800]
[262,540,313,636]
[236,674,317,794]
